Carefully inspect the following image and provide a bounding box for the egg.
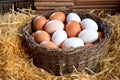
[95,31,104,42]
[78,29,98,43]
[65,21,81,37]
[33,16,47,31]
[52,30,67,47]
[45,20,64,34]
[31,32,35,37]
[84,43,94,48]
[98,31,104,39]
[66,12,81,23]
[49,11,66,22]
[81,18,98,31]
[40,41,58,49]
[62,37,84,49]
[31,30,50,43]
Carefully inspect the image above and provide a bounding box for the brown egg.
[40,41,58,49]
[31,32,35,37]
[84,43,94,48]
[49,12,66,22]
[95,31,104,42]
[64,24,67,30]
[98,31,104,39]
[65,21,81,37]
[33,16,47,31]
[31,30,50,43]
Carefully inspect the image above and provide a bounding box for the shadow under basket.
[22,9,112,76]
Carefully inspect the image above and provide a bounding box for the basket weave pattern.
[22,10,112,75]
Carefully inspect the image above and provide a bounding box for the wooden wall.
[34,0,120,15]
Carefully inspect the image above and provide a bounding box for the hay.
[95,14,120,80]
[0,9,120,80]
[0,10,52,80]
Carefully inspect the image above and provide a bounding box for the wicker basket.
[0,0,34,14]
[22,9,112,75]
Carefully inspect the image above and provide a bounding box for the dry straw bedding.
[0,9,120,80]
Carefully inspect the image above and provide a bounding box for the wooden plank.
[74,1,120,5]
[34,0,73,2]
[69,5,119,9]
[34,0,120,14]
[36,8,119,14]
[35,6,67,10]
[35,0,120,2]
[34,0,52,1]
[34,2,74,7]
[75,0,120,1]
[55,0,73,1]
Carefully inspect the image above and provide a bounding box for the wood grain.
[34,0,120,14]
[34,2,74,7]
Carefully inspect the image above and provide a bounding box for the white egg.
[66,12,81,23]
[81,18,98,31]
[78,29,98,43]
[45,20,64,34]
[52,30,67,47]
[62,37,84,49]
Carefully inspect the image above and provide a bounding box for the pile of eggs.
[31,11,103,49]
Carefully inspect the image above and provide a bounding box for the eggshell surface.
[52,30,67,47]
[98,31,104,39]
[65,21,81,37]
[45,20,64,34]
[78,29,98,43]
[40,41,58,49]
[66,12,81,23]
[49,11,66,22]
[33,16,47,31]
[84,43,94,48]
[31,30,50,43]
[62,37,84,49]
[81,18,98,31]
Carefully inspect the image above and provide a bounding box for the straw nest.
[0,9,120,80]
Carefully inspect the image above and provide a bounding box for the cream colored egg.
[52,30,67,47]
[66,12,81,23]
[81,18,98,31]
[45,20,64,34]
[62,37,84,49]
[78,29,98,43]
